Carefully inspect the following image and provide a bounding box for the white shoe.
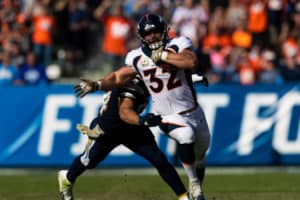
[58,170,73,200]
[178,192,190,200]
[189,180,204,200]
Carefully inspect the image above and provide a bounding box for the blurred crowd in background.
[0,0,300,86]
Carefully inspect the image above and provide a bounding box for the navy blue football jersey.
[95,78,149,133]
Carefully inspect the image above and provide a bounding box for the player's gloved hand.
[191,74,209,87]
[139,113,162,127]
[76,123,104,139]
[74,78,101,98]
[202,76,209,87]
[151,46,164,63]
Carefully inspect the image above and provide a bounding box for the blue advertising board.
[0,83,299,167]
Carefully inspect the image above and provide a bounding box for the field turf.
[0,168,299,200]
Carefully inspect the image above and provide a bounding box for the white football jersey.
[125,36,198,115]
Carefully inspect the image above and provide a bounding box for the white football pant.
[162,106,211,167]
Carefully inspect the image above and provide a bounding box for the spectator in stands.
[247,0,269,46]
[17,51,48,85]
[171,0,208,49]
[290,1,300,38]
[282,32,298,61]
[0,0,28,57]
[123,0,167,22]
[267,0,284,45]
[94,0,135,70]
[202,10,232,82]
[278,21,290,45]
[278,35,300,82]
[225,0,247,31]
[0,0,20,27]
[0,51,20,86]
[124,0,149,21]
[52,0,69,47]
[68,0,90,58]
[209,0,229,12]
[232,20,252,49]
[28,4,55,65]
[0,0,297,84]
[279,57,300,82]
[9,40,25,68]
[236,50,258,85]
[258,48,283,84]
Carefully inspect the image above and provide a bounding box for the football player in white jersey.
[74,14,211,200]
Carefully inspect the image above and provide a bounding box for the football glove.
[139,113,162,127]
[74,78,101,98]
[151,46,164,63]
[191,74,209,87]
[76,123,104,139]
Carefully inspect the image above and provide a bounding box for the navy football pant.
[67,125,186,196]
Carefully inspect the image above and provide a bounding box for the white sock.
[182,162,199,182]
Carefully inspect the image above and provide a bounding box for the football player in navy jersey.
[58,76,190,200]
[74,14,211,200]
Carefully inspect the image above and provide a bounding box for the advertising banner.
[0,83,299,167]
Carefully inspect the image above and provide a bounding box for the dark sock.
[178,143,195,163]
[67,157,87,183]
[196,167,205,185]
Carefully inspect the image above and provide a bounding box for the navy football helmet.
[120,75,150,113]
[137,14,168,50]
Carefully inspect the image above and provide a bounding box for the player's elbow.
[185,56,198,70]
[119,108,132,124]
[119,109,127,122]
[180,50,198,69]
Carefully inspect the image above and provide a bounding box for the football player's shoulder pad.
[119,77,149,99]
[167,36,192,52]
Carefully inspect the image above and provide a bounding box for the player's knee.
[178,143,195,164]
[170,127,195,144]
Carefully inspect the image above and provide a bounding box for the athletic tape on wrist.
[161,51,168,61]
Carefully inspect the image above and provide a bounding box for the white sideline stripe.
[0,166,300,176]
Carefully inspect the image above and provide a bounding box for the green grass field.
[0,168,299,200]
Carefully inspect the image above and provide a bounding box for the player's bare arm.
[119,97,162,127]
[119,97,140,125]
[74,66,136,98]
[160,48,198,70]
[100,66,137,91]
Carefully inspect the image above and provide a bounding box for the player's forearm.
[119,108,140,125]
[98,67,136,91]
[97,72,119,91]
[162,51,198,70]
